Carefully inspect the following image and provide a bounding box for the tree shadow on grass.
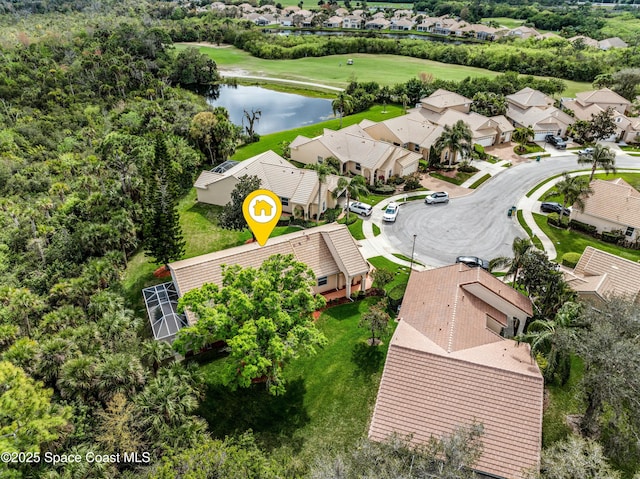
[198,377,309,453]
[351,342,385,378]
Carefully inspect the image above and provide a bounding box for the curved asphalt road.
[382,154,640,268]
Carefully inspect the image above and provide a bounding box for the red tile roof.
[369,264,543,479]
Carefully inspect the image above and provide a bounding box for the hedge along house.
[194,150,343,220]
[290,124,421,185]
[570,178,640,243]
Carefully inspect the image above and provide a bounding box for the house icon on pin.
[254,200,273,217]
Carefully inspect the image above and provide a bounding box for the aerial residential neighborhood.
[2,0,640,478]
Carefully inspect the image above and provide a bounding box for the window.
[355,162,361,171]
[317,276,328,286]
[626,226,635,237]
[486,314,503,336]
[317,156,323,163]
[616,117,622,123]
[280,197,289,206]
[414,145,420,152]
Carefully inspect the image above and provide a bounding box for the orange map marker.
[242,189,282,246]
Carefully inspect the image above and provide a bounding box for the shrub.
[561,252,581,269]
[418,159,429,172]
[387,175,404,186]
[602,231,624,244]
[388,284,407,308]
[403,174,421,191]
[568,219,597,234]
[338,214,358,225]
[371,184,395,194]
[547,213,569,228]
[457,161,479,173]
[323,207,341,223]
[473,143,486,160]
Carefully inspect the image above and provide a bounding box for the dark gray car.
[456,256,490,270]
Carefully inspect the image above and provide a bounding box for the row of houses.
[206,2,629,47]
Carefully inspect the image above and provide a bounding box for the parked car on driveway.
[425,191,449,204]
[540,202,571,216]
[545,135,567,150]
[382,202,399,222]
[348,201,373,217]
[578,147,594,155]
[456,256,490,270]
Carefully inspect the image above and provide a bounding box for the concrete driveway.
[379,153,640,268]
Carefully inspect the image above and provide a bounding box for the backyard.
[190,297,397,472]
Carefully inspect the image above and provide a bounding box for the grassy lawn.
[517,210,544,250]
[177,44,589,97]
[368,255,411,292]
[469,173,491,189]
[543,355,585,448]
[620,145,640,152]
[233,103,405,160]
[515,142,546,155]
[372,224,381,237]
[348,218,365,240]
[533,212,640,262]
[191,298,396,469]
[392,253,425,266]
[360,191,395,207]
[430,170,476,186]
[481,16,525,28]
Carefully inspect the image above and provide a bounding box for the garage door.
[534,131,553,141]
[476,137,494,147]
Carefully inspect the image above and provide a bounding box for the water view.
[207,84,335,135]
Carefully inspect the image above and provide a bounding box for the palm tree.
[489,237,533,287]
[332,92,353,129]
[306,162,338,222]
[334,175,370,222]
[435,120,473,167]
[517,302,582,383]
[512,126,534,154]
[545,172,593,222]
[577,143,617,182]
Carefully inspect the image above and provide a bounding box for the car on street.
[540,202,571,216]
[578,147,595,155]
[425,191,449,204]
[456,256,490,270]
[382,202,399,222]
[348,201,373,217]
[545,135,567,150]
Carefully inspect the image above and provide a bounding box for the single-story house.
[365,18,391,30]
[144,224,370,342]
[389,18,414,31]
[573,87,631,115]
[194,150,343,220]
[506,87,555,111]
[369,264,543,479]
[568,35,599,48]
[570,178,640,242]
[598,37,628,50]
[419,88,472,114]
[290,125,421,184]
[564,246,640,304]
[323,16,343,28]
[507,105,574,140]
[508,26,540,39]
[360,112,445,160]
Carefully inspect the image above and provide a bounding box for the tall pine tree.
[143,136,185,267]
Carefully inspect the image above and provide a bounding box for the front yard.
[191,298,396,474]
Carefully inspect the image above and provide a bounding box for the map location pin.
[242,189,283,246]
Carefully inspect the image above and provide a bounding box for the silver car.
[425,191,449,204]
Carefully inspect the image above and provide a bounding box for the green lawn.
[543,355,585,448]
[515,142,546,155]
[481,17,525,28]
[368,255,411,292]
[469,173,491,189]
[533,212,640,263]
[600,12,640,42]
[392,252,424,266]
[430,170,476,186]
[348,218,365,240]
[191,298,396,471]
[516,210,544,250]
[372,223,381,237]
[233,103,405,160]
[177,44,589,97]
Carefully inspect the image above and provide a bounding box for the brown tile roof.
[575,87,631,108]
[577,178,640,230]
[506,87,554,110]
[169,223,369,297]
[420,88,471,110]
[370,264,542,479]
[564,246,640,302]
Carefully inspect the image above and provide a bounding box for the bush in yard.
[403,174,421,191]
[419,159,429,172]
[547,212,569,228]
[602,230,624,244]
[387,175,404,186]
[371,184,395,195]
[323,207,341,223]
[457,161,479,173]
[388,284,407,309]
[569,219,597,234]
[561,252,581,269]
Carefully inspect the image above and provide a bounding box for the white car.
[348,201,373,216]
[382,202,399,222]
[578,147,594,155]
[425,191,449,204]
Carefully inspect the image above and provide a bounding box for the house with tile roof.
[573,87,631,115]
[290,125,421,184]
[369,264,543,479]
[145,224,371,342]
[568,35,599,48]
[563,246,640,304]
[570,178,640,242]
[194,150,343,220]
[419,88,472,114]
[505,87,573,141]
[342,15,363,29]
[365,18,391,29]
[508,26,540,39]
[598,37,628,50]
[323,16,343,28]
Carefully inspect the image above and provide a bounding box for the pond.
[207,85,335,135]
